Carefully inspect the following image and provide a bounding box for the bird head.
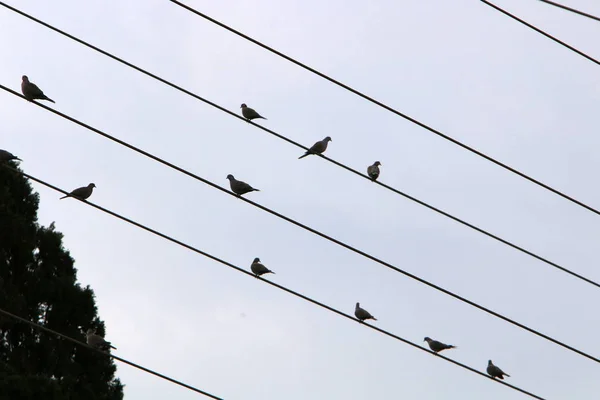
[488,360,493,365]
[240,103,247,108]
[253,257,260,263]
[89,183,96,188]
[324,136,332,142]
[22,75,29,82]
[355,302,360,308]
[423,337,432,342]
[374,161,381,166]
[226,174,234,180]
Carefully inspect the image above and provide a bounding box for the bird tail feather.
[45,96,55,103]
[59,195,68,199]
[298,153,309,159]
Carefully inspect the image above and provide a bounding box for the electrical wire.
[1,87,597,365]
[0,6,597,289]
[164,0,600,217]
[538,0,600,23]
[480,0,600,66]
[0,307,224,399]
[0,164,549,400]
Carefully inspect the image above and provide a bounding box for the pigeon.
[251,257,275,277]
[21,75,55,103]
[86,329,116,351]
[0,149,21,162]
[354,302,377,322]
[227,174,259,196]
[424,337,456,354]
[367,161,382,181]
[298,136,332,159]
[241,103,266,121]
[60,183,96,200]
[487,360,510,380]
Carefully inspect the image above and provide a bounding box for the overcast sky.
[2,0,600,399]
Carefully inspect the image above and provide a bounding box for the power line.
[0,307,224,399]
[164,0,600,218]
[0,165,549,400]
[538,0,600,22]
[1,88,597,365]
[0,6,597,291]
[481,0,600,66]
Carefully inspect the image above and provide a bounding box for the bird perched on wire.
[0,149,22,162]
[487,360,510,379]
[298,136,332,159]
[423,337,456,354]
[354,302,377,322]
[21,75,55,103]
[60,183,96,200]
[86,329,116,351]
[226,174,259,196]
[251,257,275,277]
[367,161,382,181]
[240,103,267,121]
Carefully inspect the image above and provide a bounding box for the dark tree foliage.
[0,162,124,399]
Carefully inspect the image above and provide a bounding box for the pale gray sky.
[1,0,599,399]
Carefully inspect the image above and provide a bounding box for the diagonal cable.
[480,0,600,66]
[538,0,600,22]
[0,307,223,399]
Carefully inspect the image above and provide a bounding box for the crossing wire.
[165,0,600,217]
[0,307,224,399]
[0,3,598,290]
[0,164,548,400]
[1,87,598,365]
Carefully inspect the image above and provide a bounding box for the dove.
[487,360,510,379]
[354,302,377,322]
[21,75,55,103]
[0,149,22,162]
[251,257,275,277]
[86,329,116,351]
[60,183,96,200]
[424,337,456,354]
[241,103,267,121]
[227,174,259,196]
[367,161,381,181]
[298,136,332,159]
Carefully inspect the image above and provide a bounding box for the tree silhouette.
[0,162,124,399]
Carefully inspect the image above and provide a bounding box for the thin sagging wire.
[0,307,224,399]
